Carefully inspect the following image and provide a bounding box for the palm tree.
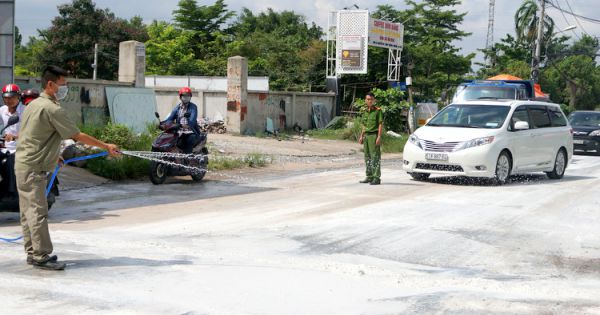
[515,0,555,47]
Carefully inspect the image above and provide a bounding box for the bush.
[76,123,156,179]
[353,87,409,132]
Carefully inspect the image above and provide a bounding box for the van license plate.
[425,153,448,161]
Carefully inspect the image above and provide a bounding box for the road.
[1,154,600,314]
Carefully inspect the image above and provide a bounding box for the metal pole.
[93,43,98,80]
[532,0,545,83]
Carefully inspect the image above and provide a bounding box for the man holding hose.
[16,65,120,270]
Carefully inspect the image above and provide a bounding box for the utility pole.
[532,0,545,83]
[485,0,495,67]
[92,43,98,80]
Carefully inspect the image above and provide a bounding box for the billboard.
[369,18,404,50]
[336,10,369,74]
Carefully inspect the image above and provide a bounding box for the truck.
[452,79,538,103]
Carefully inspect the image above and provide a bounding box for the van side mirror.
[514,121,529,130]
[155,112,160,119]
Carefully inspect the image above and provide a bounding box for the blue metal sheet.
[105,87,157,133]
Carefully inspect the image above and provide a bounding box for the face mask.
[55,85,69,101]
[181,95,191,103]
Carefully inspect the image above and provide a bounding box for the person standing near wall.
[358,92,383,185]
[16,65,120,270]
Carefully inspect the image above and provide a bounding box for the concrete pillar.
[118,40,145,87]
[226,56,248,134]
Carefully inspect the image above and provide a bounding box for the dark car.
[568,111,600,155]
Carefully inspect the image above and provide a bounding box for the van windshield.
[454,85,517,102]
[427,105,511,129]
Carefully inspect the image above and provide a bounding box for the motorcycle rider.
[0,84,25,199]
[21,88,40,105]
[164,87,201,154]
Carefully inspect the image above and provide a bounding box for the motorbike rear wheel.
[149,161,168,185]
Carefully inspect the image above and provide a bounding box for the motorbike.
[0,115,59,212]
[149,112,209,185]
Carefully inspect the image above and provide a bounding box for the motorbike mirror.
[6,115,19,127]
[0,115,19,134]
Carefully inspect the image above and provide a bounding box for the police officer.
[16,65,120,270]
[358,92,383,185]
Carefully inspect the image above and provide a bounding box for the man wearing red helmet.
[1,83,25,199]
[164,87,201,153]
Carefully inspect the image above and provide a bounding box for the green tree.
[145,21,199,75]
[38,0,148,80]
[225,8,323,90]
[370,1,474,102]
[515,0,555,47]
[173,0,234,38]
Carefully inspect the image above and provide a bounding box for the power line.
[562,0,590,36]
[550,0,580,39]
[546,1,600,24]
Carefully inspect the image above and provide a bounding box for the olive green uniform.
[15,93,79,262]
[362,107,383,181]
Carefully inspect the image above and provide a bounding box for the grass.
[208,152,272,171]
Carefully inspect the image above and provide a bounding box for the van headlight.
[408,134,423,149]
[457,136,495,151]
[589,130,600,136]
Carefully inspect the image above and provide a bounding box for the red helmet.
[2,83,21,98]
[22,88,40,105]
[178,87,192,97]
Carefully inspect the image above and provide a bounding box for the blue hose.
[1,151,110,243]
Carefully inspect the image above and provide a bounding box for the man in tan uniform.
[16,65,120,270]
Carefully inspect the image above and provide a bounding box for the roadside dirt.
[59,133,403,189]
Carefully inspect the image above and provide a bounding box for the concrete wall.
[246,91,335,134]
[146,75,269,92]
[14,76,132,125]
[153,89,334,134]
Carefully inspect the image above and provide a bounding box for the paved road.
[1,155,600,314]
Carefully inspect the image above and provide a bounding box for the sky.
[14,0,600,67]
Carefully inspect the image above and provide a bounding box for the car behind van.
[402,100,573,184]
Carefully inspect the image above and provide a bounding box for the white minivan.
[402,100,573,184]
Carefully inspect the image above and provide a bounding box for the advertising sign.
[369,18,404,49]
[340,36,363,68]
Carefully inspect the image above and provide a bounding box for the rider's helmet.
[179,87,192,97]
[179,87,192,104]
[2,83,21,99]
[21,88,40,105]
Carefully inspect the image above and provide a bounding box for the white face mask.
[181,95,191,104]
[55,85,69,101]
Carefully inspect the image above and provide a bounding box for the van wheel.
[409,172,430,181]
[546,149,567,179]
[494,151,512,185]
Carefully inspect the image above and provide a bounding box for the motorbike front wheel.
[149,161,168,185]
